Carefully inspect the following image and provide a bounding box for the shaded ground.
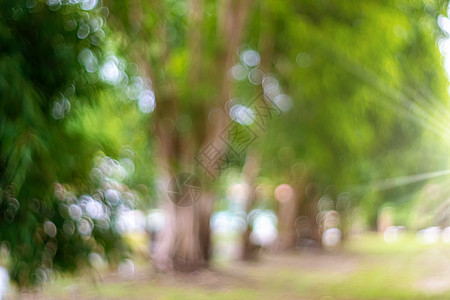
[10,233,450,299]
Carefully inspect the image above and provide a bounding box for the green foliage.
[0,0,136,286]
[247,0,450,226]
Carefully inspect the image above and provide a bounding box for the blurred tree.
[0,0,141,286]
[105,0,257,270]
[251,0,450,247]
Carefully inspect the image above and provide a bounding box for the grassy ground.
[10,232,450,299]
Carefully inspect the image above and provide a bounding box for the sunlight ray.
[309,29,450,139]
[338,59,450,138]
[359,169,450,192]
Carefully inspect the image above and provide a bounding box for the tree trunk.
[297,182,322,248]
[274,184,300,251]
[274,171,322,250]
[152,0,254,272]
[240,153,260,260]
[153,192,213,271]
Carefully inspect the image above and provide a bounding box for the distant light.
[116,210,145,234]
[100,57,122,84]
[322,228,341,247]
[250,210,278,246]
[211,211,246,234]
[51,95,71,119]
[127,77,146,100]
[118,259,135,279]
[0,266,9,299]
[81,0,97,11]
[146,210,166,232]
[318,196,334,212]
[89,252,106,270]
[438,15,450,34]
[78,218,93,237]
[44,221,57,238]
[227,183,250,205]
[95,216,111,231]
[138,89,156,113]
[442,227,450,243]
[112,163,127,181]
[63,220,75,236]
[262,75,280,100]
[90,29,105,46]
[69,204,82,220]
[52,102,64,119]
[119,146,135,160]
[248,68,264,85]
[230,104,255,125]
[46,0,61,7]
[274,184,294,203]
[241,50,261,67]
[64,84,75,99]
[321,210,340,231]
[88,17,101,33]
[77,23,90,39]
[78,48,98,73]
[230,63,247,81]
[273,94,293,112]
[46,0,61,10]
[105,189,121,206]
[120,158,135,174]
[86,199,104,219]
[90,167,103,182]
[417,227,441,244]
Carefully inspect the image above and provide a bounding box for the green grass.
[11,232,450,299]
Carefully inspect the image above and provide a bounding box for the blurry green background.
[2,0,450,298]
